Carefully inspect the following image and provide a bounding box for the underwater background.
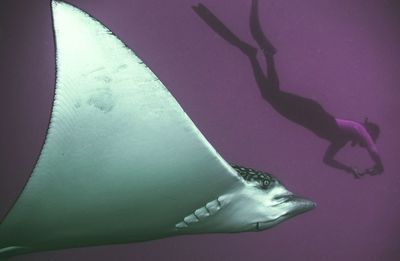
[1,0,399,260]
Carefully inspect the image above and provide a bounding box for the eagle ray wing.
[0,0,242,252]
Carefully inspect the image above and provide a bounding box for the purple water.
[1,0,400,260]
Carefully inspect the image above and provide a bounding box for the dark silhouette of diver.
[193,0,383,178]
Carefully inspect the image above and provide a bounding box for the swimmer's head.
[350,118,380,147]
[363,117,380,142]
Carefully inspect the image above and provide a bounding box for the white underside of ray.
[0,1,243,250]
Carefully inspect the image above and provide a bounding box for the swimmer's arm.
[323,141,358,175]
[365,146,384,174]
[355,125,384,174]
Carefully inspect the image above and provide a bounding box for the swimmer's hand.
[364,164,384,176]
[348,167,362,179]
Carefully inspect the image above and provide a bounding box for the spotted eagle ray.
[0,1,315,258]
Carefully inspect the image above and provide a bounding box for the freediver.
[193,0,383,178]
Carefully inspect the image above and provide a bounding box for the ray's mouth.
[255,195,315,231]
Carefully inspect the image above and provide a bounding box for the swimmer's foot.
[192,4,257,57]
[193,4,244,48]
[250,0,277,56]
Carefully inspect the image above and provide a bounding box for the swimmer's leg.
[262,53,279,92]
